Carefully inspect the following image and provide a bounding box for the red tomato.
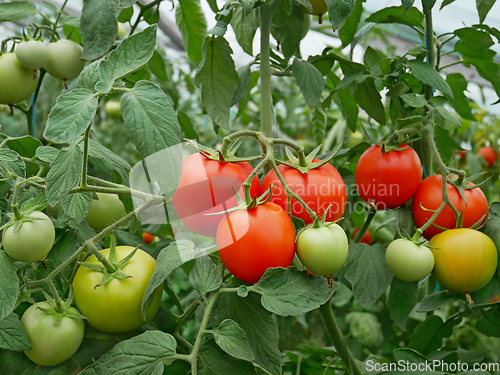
[352,228,372,245]
[456,150,467,163]
[355,144,422,210]
[142,232,155,245]
[261,160,346,224]
[478,146,497,167]
[172,153,261,237]
[412,175,489,240]
[216,202,296,284]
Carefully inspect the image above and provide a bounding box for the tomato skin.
[86,193,126,232]
[411,175,489,240]
[478,146,497,167]
[385,239,435,282]
[15,41,48,70]
[0,53,39,105]
[172,153,261,237]
[105,100,122,118]
[355,144,422,210]
[3,211,55,263]
[261,161,346,225]
[352,228,372,245]
[44,39,85,80]
[21,302,84,366]
[217,203,296,284]
[142,232,157,245]
[73,246,162,333]
[429,229,498,293]
[296,224,348,276]
[305,0,328,15]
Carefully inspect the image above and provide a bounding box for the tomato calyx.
[36,293,87,321]
[208,184,275,217]
[0,207,50,233]
[183,139,261,163]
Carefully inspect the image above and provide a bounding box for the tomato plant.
[428,229,498,293]
[355,144,422,210]
[412,175,489,239]
[0,53,38,105]
[172,152,261,237]
[44,39,85,80]
[2,211,55,263]
[261,160,346,224]
[21,302,84,367]
[478,146,497,167]
[73,246,163,333]
[385,239,435,282]
[217,202,296,284]
[296,224,348,276]
[86,193,126,232]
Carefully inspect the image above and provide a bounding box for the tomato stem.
[80,125,91,190]
[413,201,446,241]
[46,278,64,313]
[353,210,376,244]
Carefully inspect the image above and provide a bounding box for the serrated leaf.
[44,89,98,144]
[344,244,394,307]
[418,290,458,312]
[477,0,496,23]
[292,59,325,107]
[189,256,222,295]
[45,144,82,205]
[434,125,462,166]
[401,93,427,108]
[0,149,24,177]
[388,277,418,330]
[195,37,239,130]
[0,252,19,321]
[200,339,256,375]
[99,24,157,85]
[408,314,462,355]
[406,60,453,98]
[35,146,59,163]
[365,6,424,28]
[446,73,476,121]
[81,0,120,60]
[0,1,37,22]
[338,0,363,48]
[76,61,101,92]
[212,319,254,362]
[85,139,131,171]
[352,78,386,125]
[0,314,30,351]
[175,0,207,63]
[272,4,304,60]
[80,331,177,375]
[62,193,93,223]
[326,0,356,30]
[177,111,199,141]
[436,106,461,127]
[148,50,169,81]
[251,267,336,316]
[231,7,259,56]
[121,80,181,158]
[5,136,42,158]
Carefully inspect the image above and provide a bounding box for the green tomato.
[73,246,163,333]
[3,211,55,263]
[21,302,85,366]
[347,131,364,148]
[385,239,435,282]
[296,224,349,276]
[105,100,122,118]
[15,40,48,70]
[0,53,39,105]
[44,39,85,80]
[86,193,126,232]
[117,22,128,39]
[304,0,328,15]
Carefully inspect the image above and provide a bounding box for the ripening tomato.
[15,40,49,70]
[352,228,372,245]
[142,232,158,245]
[385,239,435,282]
[429,229,498,293]
[44,39,85,80]
[355,144,422,210]
[478,146,497,167]
[412,175,489,239]
[86,193,126,232]
[172,153,261,237]
[305,0,328,15]
[0,53,39,105]
[261,160,346,225]
[217,203,296,284]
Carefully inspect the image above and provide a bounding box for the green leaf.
[476,304,500,337]
[251,267,337,316]
[0,314,30,351]
[417,290,457,312]
[148,51,169,81]
[387,278,418,330]
[393,348,428,366]
[0,1,37,22]
[232,64,252,106]
[99,24,158,85]
[80,331,177,374]
[434,125,462,166]
[141,241,193,318]
[329,73,358,131]
[292,59,325,107]
[422,0,437,13]
[121,80,181,158]
[62,192,93,223]
[210,293,281,374]
[272,4,304,60]
[408,314,462,355]
[338,0,363,48]
[81,0,120,60]
[118,6,133,22]
[44,89,98,144]
[311,106,327,144]
[441,0,456,9]
[176,0,207,63]
[446,73,476,121]
[326,0,356,31]
[352,78,386,125]
[242,0,257,14]
[195,37,239,130]
[76,61,101,92]
[406,60,453,97]
[35,146,59,164]
[231,7,259,56]
[477,0,496,23]
[5,136,42,158]
[0,149,24,177]
[345,312,384,348]
[402,0,415,12]
[344,244,394,308]
[189,256,222,295]
[200,339,257,375]
[435,106,461,127]
[481,202,500,257]
[177,111,199,141]
[45,145,83,205]
[120,0,137,7]
[0,252,19,321]
[401,93,427,108]
[366,6,424,28]
[212,319,254,362]
[86,139,131,171]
